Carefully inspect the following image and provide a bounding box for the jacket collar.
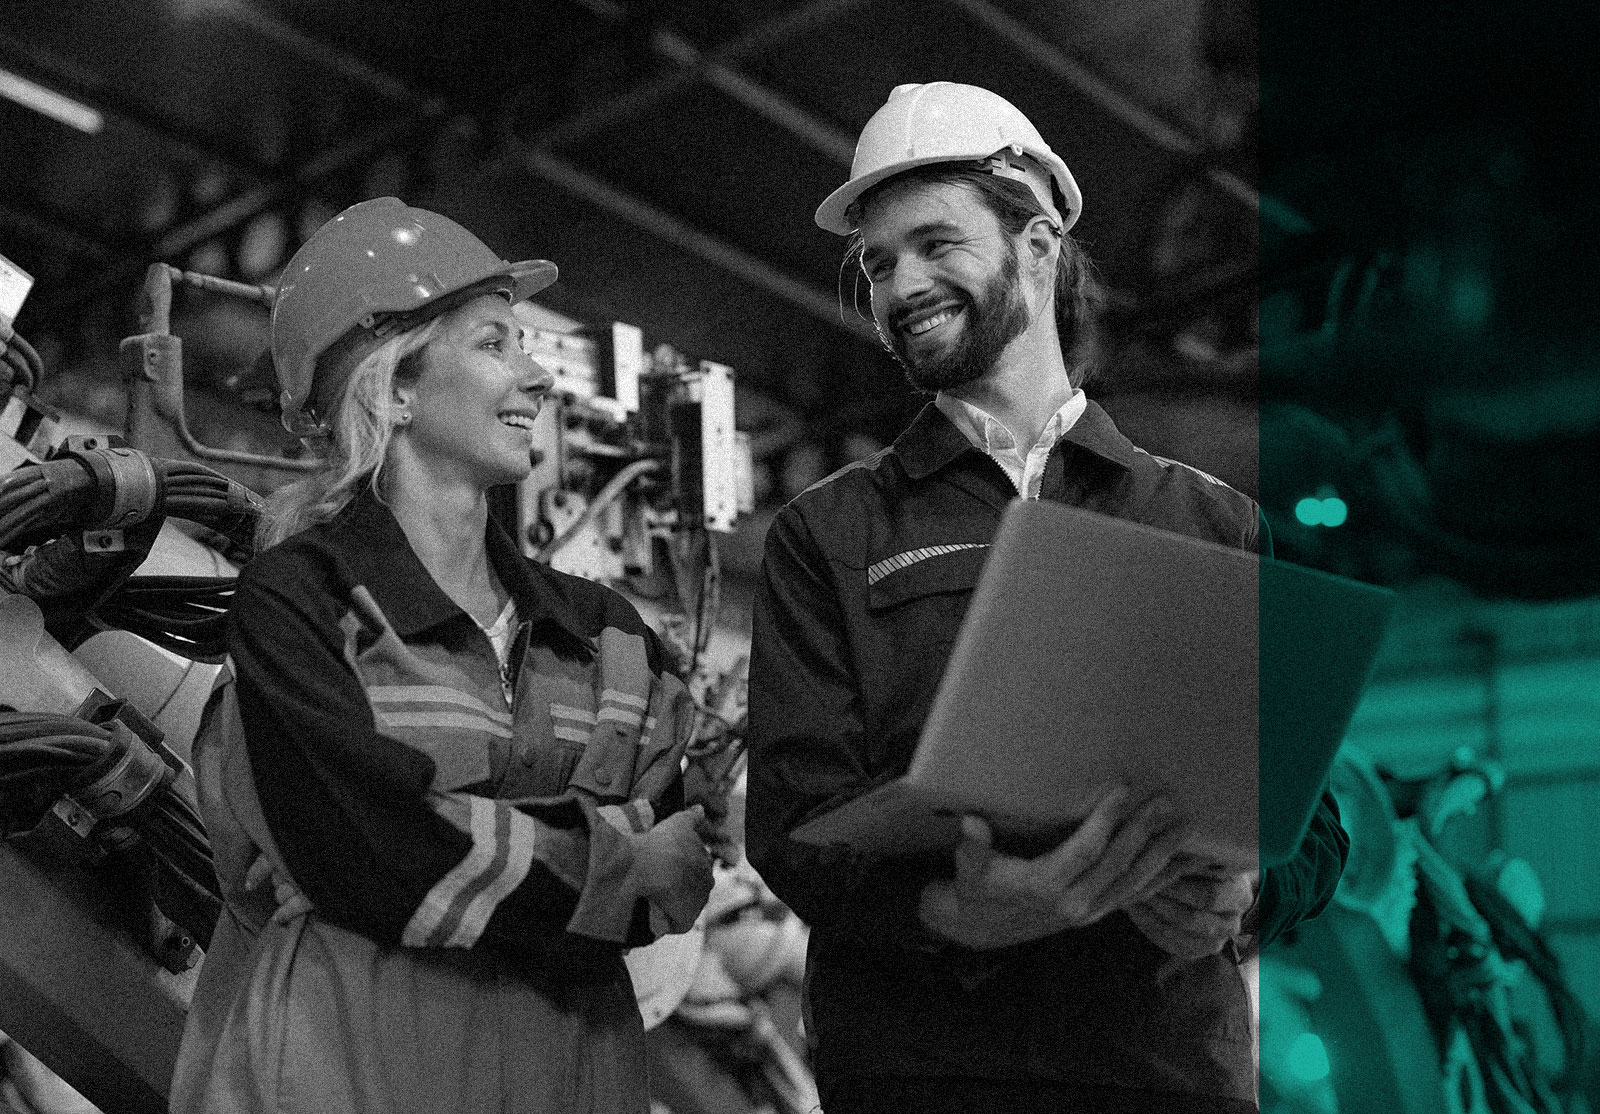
[893,395,1140,481]
[327,485,592,648]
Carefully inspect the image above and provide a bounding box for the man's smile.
[896,301,964,339]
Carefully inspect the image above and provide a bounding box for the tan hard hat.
[272,197,557,431]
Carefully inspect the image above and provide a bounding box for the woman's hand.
[631,805,715,935]
[683,760,742,866]
[245,853,312,925]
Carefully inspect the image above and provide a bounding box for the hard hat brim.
[814,152,1082,236]
[505,259,560,303]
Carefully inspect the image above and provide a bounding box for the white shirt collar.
[934,388,1088,498]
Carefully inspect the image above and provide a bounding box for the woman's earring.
[397,411,412,426]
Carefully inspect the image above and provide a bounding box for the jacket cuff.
[564,801,644,942]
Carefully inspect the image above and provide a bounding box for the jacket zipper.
[499,619,530,711]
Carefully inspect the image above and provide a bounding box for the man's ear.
[1022,215,1061,273]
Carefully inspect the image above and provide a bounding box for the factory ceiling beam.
[0,40,276,178]
[26,0,455,326]
[945,0,1310,233]
[550,0,858,165]
[0,204,113,266]
[41,0,866,345]
[32,106,445,326]
[497,0,875,339]
[512,143,878,344]
[233,0,873,342]
[206,0,421,106]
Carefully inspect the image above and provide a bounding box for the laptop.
[791,499,1395,870]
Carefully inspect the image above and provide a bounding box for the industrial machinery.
[1257,747,1592,1114]
[0,250,763,1112]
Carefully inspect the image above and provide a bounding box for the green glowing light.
[1294,496,1348,527]
[1448,270,1494,330]
[1295,497,1324,526]
[1286,1032,1332,1082]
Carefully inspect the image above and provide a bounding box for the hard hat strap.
[288,277,517,434]
[363,276,516,341]
[979,147,1063,232]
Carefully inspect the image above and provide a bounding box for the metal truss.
[948,0,1308,233]
[44,0,868,339]
[38,0,1269,343]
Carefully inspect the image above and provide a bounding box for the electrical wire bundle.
[0,462,58,551]
[669,525,722,681]
[1388,758,1589,1114]
[0,440,261,556]
[0,439,260,657]
[537,458,663,561]
[0,710,220,969]
[0,714,111,827]
[1463,871,1591,1102]
[149,459,262,556]
[91,575,236,662]
[0,319,44,395]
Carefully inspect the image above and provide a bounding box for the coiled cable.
[0,710,221,955]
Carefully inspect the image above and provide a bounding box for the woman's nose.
[520,350,556,394]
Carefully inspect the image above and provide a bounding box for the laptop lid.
[898,500,1393,869]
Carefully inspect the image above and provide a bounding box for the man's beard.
[884,249,1031,393]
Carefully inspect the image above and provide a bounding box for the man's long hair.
[845,164,1106,388]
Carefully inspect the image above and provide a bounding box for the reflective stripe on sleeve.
[401,796,535,948]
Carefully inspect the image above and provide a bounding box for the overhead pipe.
[54,0,866,342]
[0,41,274,177]
[0,204,111,266]
[206,0,421,106]
[120,264,319,474]
[35,108,444,326]
[944,0,1311,233]
[546,0,859,165]
[229,0,877,341]
[649,31,855,165]
[512,145,878,343]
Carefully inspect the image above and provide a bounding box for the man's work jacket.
[746,399,1349,1105]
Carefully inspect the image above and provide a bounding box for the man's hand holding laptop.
[916,782,1255,958]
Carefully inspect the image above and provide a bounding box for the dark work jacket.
[745,399,1349,1103]
[226,487,698,970]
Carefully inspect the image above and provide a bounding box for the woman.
[171,198,714,1113]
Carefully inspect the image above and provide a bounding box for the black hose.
[1465,872,1589,1089]
[0,473,47,515]
[8,331,44,387]
[0,711,222,947]
[0,503,56,550]
[0,714,115,744]
[2,346,30,392]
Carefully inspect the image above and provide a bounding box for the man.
[745,83,1348,1113]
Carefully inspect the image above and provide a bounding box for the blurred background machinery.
[0,255,779,1112]
[1258,746,1595,1114]
[1,0,1598,1112]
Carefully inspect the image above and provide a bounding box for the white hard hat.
[815,82,1082,235]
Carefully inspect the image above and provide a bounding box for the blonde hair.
[257,318,441,549]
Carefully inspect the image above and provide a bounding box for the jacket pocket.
[864,542,989,612]
[857,543,988,772]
